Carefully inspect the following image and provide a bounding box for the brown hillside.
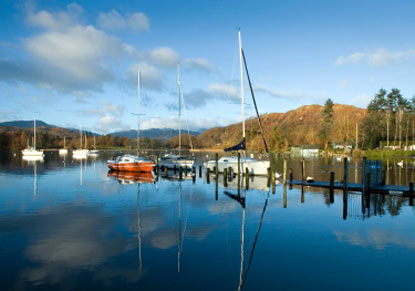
[195,104,366,152]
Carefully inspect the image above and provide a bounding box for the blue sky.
[1,0,415,134]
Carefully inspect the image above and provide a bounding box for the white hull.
[73,149,89,156]
[22,148,44,157]
[23,155,44,161]
[90,150,99,155]
[204,157,270,176]
[59,149,68,155]
[159,159,195,169]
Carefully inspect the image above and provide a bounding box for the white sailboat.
[22,119,44,157]
[59,136,68,155]
[204,30,270,176]
[73,127,89,157]
[159,64,195,169]
[90,136,99,155]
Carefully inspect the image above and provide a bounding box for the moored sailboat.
[73,127,89,156]
[107,69,155,172]
[204,30,271,176]
[159,64,195,169]
[22,119,44,157]
[59,136,68,155]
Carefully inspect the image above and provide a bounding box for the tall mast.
[137,69,141,154]
[239,30,245,141]
[34,119,36,150]
[177,64,182,156]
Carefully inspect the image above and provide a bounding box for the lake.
[1,151,414,290]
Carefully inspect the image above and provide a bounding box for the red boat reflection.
[107,170,155,184]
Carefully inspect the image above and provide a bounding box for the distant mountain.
[0,120,99,136]
[0,120,55,128]
[111,128,204,140]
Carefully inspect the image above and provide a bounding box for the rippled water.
[1,151,415,290]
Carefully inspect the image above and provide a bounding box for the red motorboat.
[107,155,155,172]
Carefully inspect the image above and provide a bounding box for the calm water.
[1,151,415,290]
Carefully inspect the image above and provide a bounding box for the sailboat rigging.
[73,126,89,157]
[159,64,195,169]
[204,30,272,176]
[107,69,155,172]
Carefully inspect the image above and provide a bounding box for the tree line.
[362,88,415,149]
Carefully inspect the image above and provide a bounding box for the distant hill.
[0,120,55,128]
[194,104,366,151]
[0,120,99,136]
[111,128,204,140]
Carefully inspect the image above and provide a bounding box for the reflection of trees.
[383,196,406,216]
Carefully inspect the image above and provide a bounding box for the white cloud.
[26,2,84,31]
[254,84,306,100]
[183,58,212,73]
[97,10,149,33]
[208,83,239,100]
[126,62,164,91]
[350,93,371,107]
[141,115,225,131]
[150,47,180,68]
[335,48,415,67]
[96,115,130,133]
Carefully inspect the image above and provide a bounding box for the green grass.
[363,149,415,159]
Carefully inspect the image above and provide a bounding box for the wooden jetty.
[285,157,415,198]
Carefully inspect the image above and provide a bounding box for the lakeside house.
[290,145,320,157]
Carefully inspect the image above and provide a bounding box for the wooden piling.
[283,159,287,187]
[289,169,293,190]
[179,167,183,180]
[329,172,335,204]
[329,171,334,195]
[224,168,228,187]
[245,167,249,189]
[272,170,276,194]
[283,185,287,208]
[185,166,188,176]
[409,182,414,206]
[343,157,348,191]
[206,168,210,184]
[301,158,305,181]
[199,165,202,177]
[215,153,219,176]
[238,152,241,176]
[381,170,386,185]
[164,166,168,177]
[365,173,371,194]
[174,165,177,174]
[267,167,271,187]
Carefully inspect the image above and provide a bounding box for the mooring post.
[289,169,293,189]
[164,166,168,177]
[238,152,241,176]
[215,153,219,176]
[199,165,202,177]
[213,166,216,175]
[245,167,249,189]
[362,157,367,184]
[343,157,348,191]
[343,191,348,220]
[301,185,304,203]
[174,165,177,174]
[267,167,271,187]
[283,185,287,208]
[301,158,305,182]
[272,170,276,194]
[283,159,287,187]
[215,176,218,200]
[381,170,386,185]
[365,172,370,193]
[206,168,210,184]
[409,182,414,206]
[179,167,183,180]
[329,171,335,200]
[222,168,227,187]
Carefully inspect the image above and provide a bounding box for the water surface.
[1,151,414,290]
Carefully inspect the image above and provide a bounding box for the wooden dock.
[289,179,415,197]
